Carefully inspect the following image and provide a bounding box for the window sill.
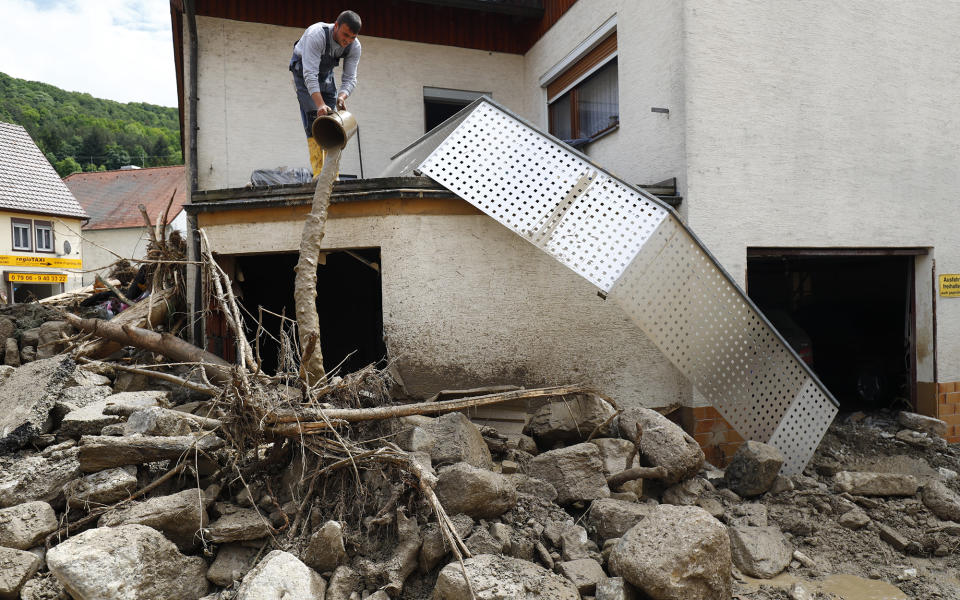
[564,123,619,151]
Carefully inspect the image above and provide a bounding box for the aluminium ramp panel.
[385,98,837,474]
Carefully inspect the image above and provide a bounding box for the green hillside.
[0,72,182,177]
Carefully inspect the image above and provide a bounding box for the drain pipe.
[184,0,203,346]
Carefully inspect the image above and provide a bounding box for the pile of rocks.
[0,315,72,367]
[3,355,960,599]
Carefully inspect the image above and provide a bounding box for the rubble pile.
[1,350,959,600]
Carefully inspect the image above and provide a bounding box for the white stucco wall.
[193,16,524,189]
[81,212,188,286]
[682,0,960,381]
[200,211,686,406]
[523,0,687,198]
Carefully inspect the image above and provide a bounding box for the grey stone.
[64,368,112,388]
[505,473,558,502]
[0,546,41,599]
[897,411,948,437]
[896,429,932,447]
[833,471,919,496]
[236,550,326,600]
[60,392,167,438]
[609,505,730,600]
[434,462,517,519]
[325,566,359,600]
[46,524,208,600]
[123,406,193,436]
[590,437,636,476]
[78,434,224,472]
[207,544,260,586]
[398,412,493,469]
[99,489,209,551]
[64,466,138,509]
[20,328,39,349]
[206,507,272,543]
[419,514,473,573]
[728,526,792,578]
[878,524,910,552]
[19,347,35,364]
[726,502,769,527]
[838,508,871,530]
[560,523,593,561]
[0,501,57,550]
[3,338,18,367]
[303,520,346,573]
[0,357,75,452]
[489,522,513,551]
[434,554,579,600]
[0,318,14,342]
[921,480,960,522]
[36,321,72,360]
[517,434,539,455]
[558,558,606,595]
[618,407,704,485]
[526,394,616,445]
[724,441,784,497]
[18,572,68,600]
[57,385,112,410]
[596,577,640,600]
[588,498,656,541]
[0,366,13,381]
[465,526,503,555]
[0,447,81,508]
[662,477,714,506]
[528,443,610,505]
[770,475,795,494]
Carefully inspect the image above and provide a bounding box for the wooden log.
[606,465,669,489]
[78,434,225,472]
[74,287,177,359]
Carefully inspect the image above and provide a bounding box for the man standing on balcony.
[290,10,362,177]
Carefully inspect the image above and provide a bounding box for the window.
[544,28,619,146]
[424,87,490,132]
[11,218,31,251]
[34,221,54,253]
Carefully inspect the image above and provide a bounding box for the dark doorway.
[747,251,916,411]
[233,249,386,376]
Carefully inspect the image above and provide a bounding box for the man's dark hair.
[336,10,362,33]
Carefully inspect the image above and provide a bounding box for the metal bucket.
[312,110,357,149]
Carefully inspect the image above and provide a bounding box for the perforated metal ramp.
[382,98,838,474]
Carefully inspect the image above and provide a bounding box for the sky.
[0,0,178,107]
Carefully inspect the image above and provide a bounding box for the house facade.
[0,122,86,303]
[65,166,188,286]
[170,0,960,456]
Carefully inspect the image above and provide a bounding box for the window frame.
[547,56,619,142]
[11,218,32,252]
[34,220,55,254]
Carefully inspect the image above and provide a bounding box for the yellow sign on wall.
[0,255,81,269]
[7,272,68,283]
[941,274,960,298]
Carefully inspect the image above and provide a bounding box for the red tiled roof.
[64,166,187,231]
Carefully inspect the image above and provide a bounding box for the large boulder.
[46,524,209,600]
[588,498,656,541]
[0,446,81,508]
[590,438,637,476]
[36,321,72,360]
[833,472,918,496]
[528,443,610,505]
[64,466,137,508]
[897,411,948,437]
[236,550,326,600]
[525,394,616,446]
[434,462,517,519]
[0,547,42,599]
[0,501,58,549]
[921,480,960,522]
[0,357,75,452]
[558,558,607,596]
[724,441,784,497]
[59,391,168,438]
[303,520,347,573]
[728,526,792,578]
[207,543,260,587]
[419,514,474,573]
[609,505,730,600]
[205,507,272,543]
[618,407,704,484]
[99,489,209,550]
[434,554,579,600]
[397,412,492,469]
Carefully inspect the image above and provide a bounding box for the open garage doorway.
[231,248,386,376]
[747,249,922,411]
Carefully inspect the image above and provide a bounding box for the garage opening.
[232,248,386,376]
[747,249,920,411]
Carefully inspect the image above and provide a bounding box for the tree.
[104,143,130,170]
[55,156,82,177]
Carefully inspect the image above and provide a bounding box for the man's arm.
[336,41,361,110]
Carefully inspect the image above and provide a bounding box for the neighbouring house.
[169,0,960,461]
[64,166,188,286]
[0,121,86,303]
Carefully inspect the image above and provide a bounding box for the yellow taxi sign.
[941,274,960,298]
[0,255,82,269]
[7,272,69,283]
